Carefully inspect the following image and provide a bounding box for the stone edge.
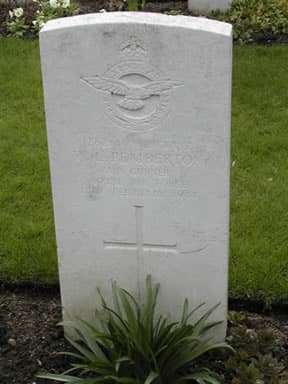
[40,12,232,37]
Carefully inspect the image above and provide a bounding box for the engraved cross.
[104,205,177,254]
[104,205,177,298]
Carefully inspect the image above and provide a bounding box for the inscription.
[75,136,213,169]
[129,167,169,177]
[89,183,197,200]
[73,135,228,201]
[79,150,201,168]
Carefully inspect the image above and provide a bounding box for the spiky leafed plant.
[37,276,233,384]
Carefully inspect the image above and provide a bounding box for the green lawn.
[0,39,57,284]
[0,40,287,304]
[230,46,288,304]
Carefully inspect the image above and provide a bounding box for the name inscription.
[73,135,227,200]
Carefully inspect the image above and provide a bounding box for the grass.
[230,46,288,304]
[0,40,287,303]
[0,39,57,284]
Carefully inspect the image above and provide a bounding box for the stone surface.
[188,0,232,12]
[40,12,232,339]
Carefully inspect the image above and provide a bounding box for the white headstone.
[188,0,232,12]
[40,12,232,339]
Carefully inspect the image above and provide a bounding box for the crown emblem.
[120,36,147,58]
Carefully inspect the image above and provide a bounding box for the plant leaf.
[193,303,221,335]
[104,376,136,384]
[36,373,80,382]
[115,356,134,373]
[60,319,107,359]
[144,371,159,384]
[183,302,206,325]
[57,351,88,361]
[65,335,99,362]
[112,280,123,318]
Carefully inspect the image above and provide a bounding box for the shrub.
[37,276,233,383]
[32,0,80,33]
[210,0,288,43]
[1,0,79,38]
[0,1,38,38]
[199,311,288,383]
[6,7,29,38]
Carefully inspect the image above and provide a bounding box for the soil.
[0,289,288,384]
[0,290,71,384]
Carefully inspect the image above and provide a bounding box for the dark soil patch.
[0,291,71,384]
[0,290,288,384]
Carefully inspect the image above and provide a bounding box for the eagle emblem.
[80,38,183,131]
[81,75,182,112]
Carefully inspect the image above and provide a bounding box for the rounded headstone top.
[40,12,232,37]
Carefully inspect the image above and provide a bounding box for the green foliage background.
[210,0,288,43]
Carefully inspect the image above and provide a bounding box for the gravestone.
[188,0,232,12]
[40,12,232,339]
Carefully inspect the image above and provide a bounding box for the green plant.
[32,0,80,33]
[6,7,29,38]
[4,0,79,38]
[210,0,288,43]
[220,312,288,383]
[164,9,182,15]
[126,0,144,12]
[127,0,138,11]
[37,276,233,383]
